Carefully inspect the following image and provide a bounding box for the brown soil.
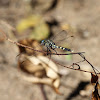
[0,0,100,100]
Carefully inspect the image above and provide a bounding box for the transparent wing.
[50,30,75,52]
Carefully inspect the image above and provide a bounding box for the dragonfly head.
[41,40,45,45]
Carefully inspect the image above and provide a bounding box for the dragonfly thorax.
[41,40,56,49]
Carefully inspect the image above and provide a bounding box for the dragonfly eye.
[41,40,45,45]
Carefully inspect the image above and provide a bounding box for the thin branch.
[49,57,99,74]
[1,29,100,74]
[78,53,99,75]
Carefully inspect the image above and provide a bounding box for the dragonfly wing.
[51,30,75,51]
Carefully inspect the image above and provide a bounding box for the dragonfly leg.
[53,49,61,58]
[53,49,58,55]
[47,47,51,55]
[47,47,52,60]
[47,48,48,55]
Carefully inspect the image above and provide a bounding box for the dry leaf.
[18,39,43,56]
[18,54,61,94]
[91,73,98,84]
[92,82,100,100]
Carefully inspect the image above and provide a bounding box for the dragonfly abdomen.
[56,46,71,52]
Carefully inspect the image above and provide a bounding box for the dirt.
[0,0,100,100]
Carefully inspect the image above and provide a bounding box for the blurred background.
[0,0,100,100]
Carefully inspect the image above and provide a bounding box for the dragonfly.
[41,39,72,55]
[41,30,73,55]
[40,31,86,70]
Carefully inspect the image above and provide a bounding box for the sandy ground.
[0,0,100,100]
